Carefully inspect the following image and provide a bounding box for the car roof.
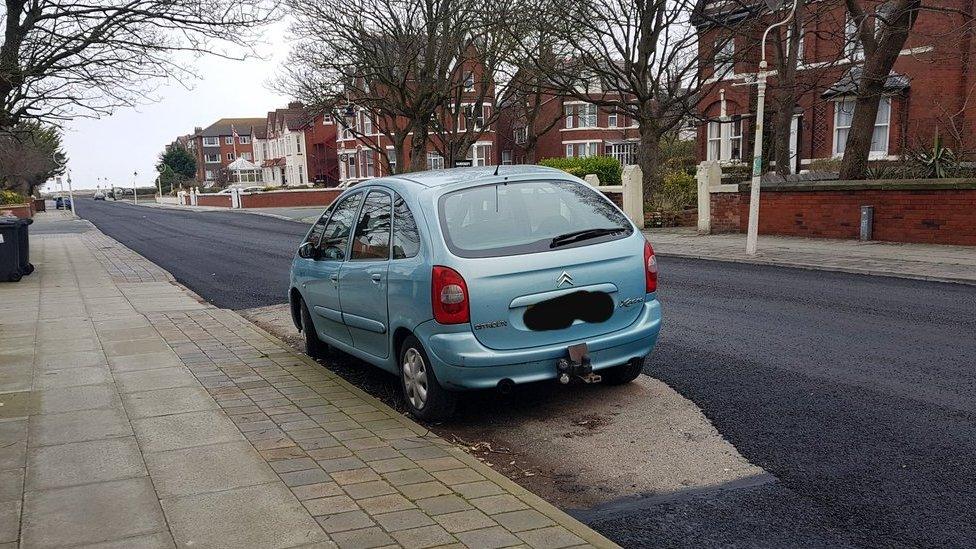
[389,165,568,188]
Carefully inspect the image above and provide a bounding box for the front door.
[304,191,363,347]
[339,190,392,359]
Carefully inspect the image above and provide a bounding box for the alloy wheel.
[402,347,429,410]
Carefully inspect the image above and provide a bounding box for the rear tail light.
[644,240,658,293]
[432,266,469,324]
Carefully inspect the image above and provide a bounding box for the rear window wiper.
[549,228,625,248]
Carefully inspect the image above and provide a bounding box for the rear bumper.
[415,298,661,390]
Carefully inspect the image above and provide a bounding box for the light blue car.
[289,166,661,419]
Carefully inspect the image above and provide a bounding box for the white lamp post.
[66,172,76,217]
[745,0,801,256]
[132,171,138,205]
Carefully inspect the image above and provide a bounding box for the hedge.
[0,189,28,205]
[538,156,622,185]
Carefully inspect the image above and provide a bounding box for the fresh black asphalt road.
[76,199,310,309]
[77,198,976,548]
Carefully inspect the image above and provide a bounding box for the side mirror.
[297,242,320,260]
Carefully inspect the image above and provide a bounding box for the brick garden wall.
[710,180,976,246]
[196,194,231,207]
[241,189,341,208]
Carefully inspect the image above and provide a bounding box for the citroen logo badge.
[556,271,574,287]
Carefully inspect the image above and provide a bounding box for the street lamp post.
[132,171,138,205]
[745,0,800,256]
[66,172,76,217]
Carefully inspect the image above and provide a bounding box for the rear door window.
[392,194,421,259]
[317,192,363,260]
[438,180,632,258]
[351,190,392,260]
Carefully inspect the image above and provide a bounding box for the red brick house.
[185,118,265,185]
[335,65,498,185]
[496,84,643,167]
[693,0,973,172]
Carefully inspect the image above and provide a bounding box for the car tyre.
[300,299,331,360]
[399,335,456,421]
[602,357,645,385]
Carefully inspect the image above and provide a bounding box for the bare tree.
[526,0,721,197]
[0,0,278,128]
[280,0,488,173]
[836,0,921,178]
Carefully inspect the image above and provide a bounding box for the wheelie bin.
[16,218,33,275]
[0,217,23,282]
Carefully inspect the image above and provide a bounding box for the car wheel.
[601,357,645,385]
[300,299,330,360]
[399,335,456,421]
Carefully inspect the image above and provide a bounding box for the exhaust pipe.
[496,378,515,394]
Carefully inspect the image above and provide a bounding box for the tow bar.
[557,343,601,384]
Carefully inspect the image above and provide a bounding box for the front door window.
[318,193,363,260]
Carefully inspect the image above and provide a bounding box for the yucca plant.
[912,128,957,179]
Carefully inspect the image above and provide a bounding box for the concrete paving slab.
[0,470,23,502]
[160,482,329,549]
[0,500,20,544]
[26,437,146,490]
[108,351,183,372]
[28,406,132,446]
[143,440,278,498]
[74,531,176,549]
[122,386,219,419]
[31,384,121,415]
[102,338,173,357]
[32,365,112,389]
[131,410,244,452]
[114,366,198,393]
[21,477,167,548]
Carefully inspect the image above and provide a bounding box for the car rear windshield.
[438,179,632,258]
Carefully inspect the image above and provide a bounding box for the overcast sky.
[48,22,292,192]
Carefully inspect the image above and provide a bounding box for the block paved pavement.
[0,214,617,549]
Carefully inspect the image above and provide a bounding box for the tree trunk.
[772,96,796,177]
[408,122,428,172]
[839,0,917,179]
[838,84,884,179]
[637,122,661,201]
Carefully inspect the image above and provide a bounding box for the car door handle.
[370,273,383,284]
[329,274,338,285]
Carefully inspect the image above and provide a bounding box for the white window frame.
[564,105,574,129]
[715,37,735,77]
[833,97,891,158]
[226,153,235,161]
[607,142,638,166]
[386,146,397,174]
[204,153,220,164]
[565,141,599,158]
[463,71,475,92]
[579,104,597,128]
[427,153,445,170]
[239,136,251,145]
[845,14,865,61]
[608,112,618,127]
[202,137,219,147]
[501,150,513,165]
[205,170,214,180]
[225,136,234,145]
[514,127,527,144]
[706,117,743,163]
[467,143,491,166]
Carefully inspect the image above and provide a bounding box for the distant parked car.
[55,196,72,209]
[93,192,106,201]
[289,166,662,419]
